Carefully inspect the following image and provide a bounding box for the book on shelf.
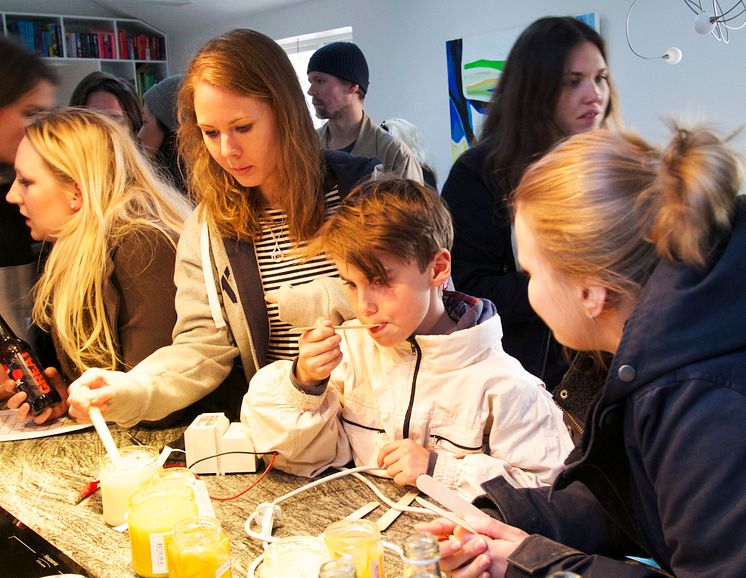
[7,20,63,57]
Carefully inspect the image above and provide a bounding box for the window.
[277,26,353,129]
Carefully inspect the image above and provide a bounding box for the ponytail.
[650,124,742,268]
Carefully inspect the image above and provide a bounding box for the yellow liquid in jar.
[128,485,198,577]
[324,521,384,578]
[167,520,232,578]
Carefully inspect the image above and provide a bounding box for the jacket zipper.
[563,408,585,438]
[402,337,422,439]
[432,434,483,451]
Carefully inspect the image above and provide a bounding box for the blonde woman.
[422,125,746,577]
[4,108,191,423]
[66,29,377,427]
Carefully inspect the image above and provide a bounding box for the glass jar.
[166,516,231,578]
[128,479,198,577]
[401,531,441,577]
[324,519,384,578]
[99,445,158,526]
[155,466,197,487]
[319,558,357,577]
[262,535,328,578]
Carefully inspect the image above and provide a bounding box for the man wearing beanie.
[307,41,423,182]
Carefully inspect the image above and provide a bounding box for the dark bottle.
[0,313,61,415]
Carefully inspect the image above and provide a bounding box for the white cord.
[243,465,449,577]
[243,465,436,544]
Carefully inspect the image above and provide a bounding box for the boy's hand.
[4,367,69,425]
[377,438,430,486]
[295,318,343,388]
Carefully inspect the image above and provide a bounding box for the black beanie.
[307,42,369,94]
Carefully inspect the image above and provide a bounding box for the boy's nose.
[357,293,377,317]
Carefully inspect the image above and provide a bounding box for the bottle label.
[19,351,51,393]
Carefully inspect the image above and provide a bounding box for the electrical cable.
[243,465,438,545]
[209,452,277,502]
[626,0,683,63]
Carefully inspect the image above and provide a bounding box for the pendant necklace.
[265,218,285,263]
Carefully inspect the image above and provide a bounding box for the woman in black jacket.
[421,124,746,577]
[441,17,621,389]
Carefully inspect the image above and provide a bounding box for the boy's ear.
[431,249,451,287]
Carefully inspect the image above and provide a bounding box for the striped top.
[255,188,342,361]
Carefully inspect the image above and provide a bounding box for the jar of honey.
[167,516,231,578]
[127,479,198,577]
[324,519,384,578]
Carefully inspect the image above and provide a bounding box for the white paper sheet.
[0,409,91,441]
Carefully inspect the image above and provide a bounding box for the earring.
[586,311,595,320]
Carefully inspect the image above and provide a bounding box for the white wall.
[169,0,746,189]
[8,0,744,185]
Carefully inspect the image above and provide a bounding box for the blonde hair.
[513,124,743,303]
[28,108,192,373]
[177,29,324,242]
[306,176,453,282]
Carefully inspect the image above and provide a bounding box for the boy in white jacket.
[243,177,572,500]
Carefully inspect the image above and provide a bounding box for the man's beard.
[315,102,350,121]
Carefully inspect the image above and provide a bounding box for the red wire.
[208,452,278,502]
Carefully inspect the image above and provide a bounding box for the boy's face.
[337,251,446,347]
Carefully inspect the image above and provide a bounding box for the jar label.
[370,558,381,578]
[149,531,172,574]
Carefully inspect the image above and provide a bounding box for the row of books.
[7,20,63,57]
[118,30,167,61]
[65,30,116,59]
[5,20,165,62]
[136,71,159,99]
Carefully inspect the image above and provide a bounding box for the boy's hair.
[306,176,453,282]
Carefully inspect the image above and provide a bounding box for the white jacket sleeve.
[242,360,352,477]
[104,213,239,427]
[434,378,573,501]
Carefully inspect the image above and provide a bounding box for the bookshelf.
[1,11,169,103]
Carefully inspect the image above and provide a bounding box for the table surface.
[0,422,432,577]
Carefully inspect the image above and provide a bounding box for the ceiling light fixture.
[626,0,684,64]
[685,0,746,43]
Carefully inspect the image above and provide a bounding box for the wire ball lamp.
[685,0,746,43]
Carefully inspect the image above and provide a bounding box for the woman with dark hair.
[0,37,57,350]
[69,71,142,136]
[139,75,186,192]
[67,29,377,426]
[422,123,746,577]
[441,17,621,390]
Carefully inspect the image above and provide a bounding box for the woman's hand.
[3,366,69,424]
[67,368,119,422]
[416,515,529,578]
[295,319,342,387]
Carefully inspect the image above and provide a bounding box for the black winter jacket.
[477,196,746,577]
[441,144,565,388]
